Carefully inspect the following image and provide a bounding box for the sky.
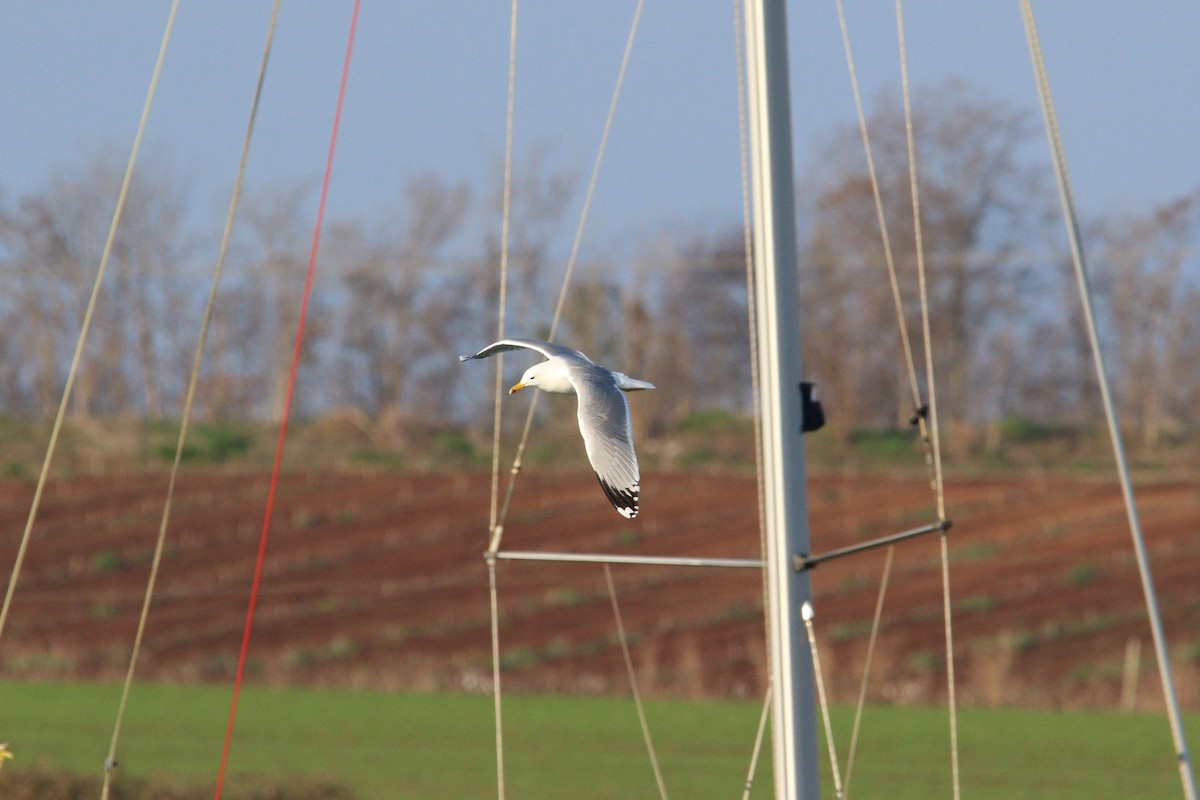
[1,2,1197,260]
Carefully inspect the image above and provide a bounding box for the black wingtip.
[596,475,639,519]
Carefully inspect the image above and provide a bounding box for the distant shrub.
[714,602,760,623]
[1012,628,1039,651]
[285,648,316,670]
[90,550,126,573]
[544,638,573,660]
[953,542,999,562]
[349,449,404,469]
[546,588,590,608]
[200,424,253,461]
[1041,522,1067,538]
[847,428,913,459]
[999,416,1051,443]
[2,462,29,479]
[998,416,1078,444]
[499,647,541,671]
[154,442,201,462]
[1040,620,1064,642]
[1068,563,1098,586]
[154,423,252,463]
[906,649,942,673]
[679,446,717,466]
[435,429,475,458]
[90,602,118,621]
[323,636,362,661]
[830,620,873,641]
[957,594,995,613]
[679,409,743,433]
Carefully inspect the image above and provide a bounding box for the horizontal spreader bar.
[491,520,951,572]
[797,519,952,571]
[491,551,764,569]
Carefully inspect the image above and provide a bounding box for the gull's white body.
[460,338,654,518]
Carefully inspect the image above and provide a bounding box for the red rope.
[213,3,360,797]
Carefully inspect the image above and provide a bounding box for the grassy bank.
[2,681,1198,798]
[5,413,1200,481]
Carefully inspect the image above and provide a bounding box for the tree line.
[1,81,1197,449]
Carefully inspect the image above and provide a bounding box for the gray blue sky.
[2,2,1197,255]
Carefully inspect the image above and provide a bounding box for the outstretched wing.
[574,370,640,519]
[459,338,589,364]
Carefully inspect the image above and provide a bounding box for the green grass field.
[2,681,1197,798]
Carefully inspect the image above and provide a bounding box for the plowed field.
[2,470,1198,709]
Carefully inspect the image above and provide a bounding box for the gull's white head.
[509,363,541,394]
[509,359,574,395]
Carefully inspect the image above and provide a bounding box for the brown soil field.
[1,469,1198,710]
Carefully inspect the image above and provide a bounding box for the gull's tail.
[614,373,655,392]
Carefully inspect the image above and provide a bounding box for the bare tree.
[0,191,75,416]
[799,79,1055,431]
[479,148,580,340]
[198,278,269,420]
[1095,188,1200,446]
[337,174,470,419]
[802,176,902,429]
[239,183,324,423]
[672,229,753,412]
[561,270,622,366]
[110,159,193,418]
[1,105,1193,460]
[449,149,581,427]
[624,231,713,432]
[0,151,193,419]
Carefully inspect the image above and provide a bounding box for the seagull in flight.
[460,338,654,518]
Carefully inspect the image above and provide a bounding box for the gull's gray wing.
[459,338,590,364]
[573,366,640,519]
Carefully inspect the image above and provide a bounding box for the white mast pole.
[743,1,821,798]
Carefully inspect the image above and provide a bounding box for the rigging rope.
[732,1,776,794]
[482,5,776,794]
[833,0,927,441]
[213,3,360,797]
[604,565,670,800]
[489,0,645,551]
[486,3,645,794]
[894,10,945,523]
[803,603,844,800]
[895,4,959,799]
[488,0,519,551]
[841,545,893,800]
[733,0,768,586]
[740,685,772,800]
[99,5,282,799]
[1019,4,1198,798]
[0,0,181,648]
[830,2,956,793]
[830,4,915,786]
[486,4,521,797]
[486,565,507,800]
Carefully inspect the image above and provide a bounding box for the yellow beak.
[509,382,526,395]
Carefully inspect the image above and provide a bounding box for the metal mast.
[743,1,820,797]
